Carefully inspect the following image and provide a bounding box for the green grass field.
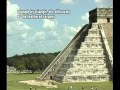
[7,73,113,90]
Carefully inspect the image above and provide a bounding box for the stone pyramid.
[37,8,113,82]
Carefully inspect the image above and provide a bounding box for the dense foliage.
[7,52,60,73]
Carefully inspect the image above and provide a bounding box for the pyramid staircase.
[37,23,113,82]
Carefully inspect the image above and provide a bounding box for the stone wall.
[7,65,16,73]
[101,23,113,55]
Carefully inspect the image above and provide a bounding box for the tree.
[28,59,39,73]
[7,52,60,72]
[16,64,25,73]
[30,62,39,73]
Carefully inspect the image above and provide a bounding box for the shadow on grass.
[14,72,42,75]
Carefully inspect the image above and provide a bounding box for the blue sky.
[7,0,113,57]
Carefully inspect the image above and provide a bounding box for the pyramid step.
[87,31,100,35]
[85,36,101,42]
[74,56,105,58]
[66,59,105,63]
[80,47,103,49]
[61,63,106,69]
[63,76,109,82]
[78,48,103,50]
[87,34,100,37]
[75,55,105,57]
[55,73,109,77]
[72,71,108,75]
[81,43,102,48]
[77,48,103,53]
[71,60,105,63]
[77,52,103,55]
[83,41,102,44]
[73,56,105,62]
[66,57,105,62]
[72,57,105,63]
[88,28,99,31]
[58,68,109,73]
[91,23,99,29]
[88,29,99,31]
[63,62,105,65]
[56,71,109,76]
[53,76,109,82]
[82,42,102,44]
[87,35,100,37]
[67,55,105,61]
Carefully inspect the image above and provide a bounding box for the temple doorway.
[107,18,110,23]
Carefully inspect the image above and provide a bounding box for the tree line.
[7,52,60,73]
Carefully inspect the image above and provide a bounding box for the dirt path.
[19,80,58,88]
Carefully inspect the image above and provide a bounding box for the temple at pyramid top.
[89,8,113,23]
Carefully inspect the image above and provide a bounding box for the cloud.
[7,0,31,38]
[7,21,30,35]
[46,31,59,40]
[21,33,28,39]
[43,19,57,30]
[62,25,82,40]
[94,0,113,7]
[94,0,103,3]
[61,0,75,4]
[64,25,81,33]
[30,31,45,41]
[81,12,89,23]
[7,0,20,21]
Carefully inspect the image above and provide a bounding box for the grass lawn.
[7,73,113,90]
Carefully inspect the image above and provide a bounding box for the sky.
[7,0,113,57]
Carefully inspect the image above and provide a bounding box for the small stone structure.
[37,8,113,82]
[7,65,16,73]
[7,65,32,73]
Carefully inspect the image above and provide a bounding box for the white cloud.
[22,31,45,43]
[94,0,113,7]
[62,25,82,40]
[7,0,20,21]
[46,31,59,40]
[21,33,28,39]
[64,25,81,34]
[81,12,89,23]
[30,31,45,41]
[43,19,57,30]
[94,0,103,3]
[7,21,30,35]
[61,0,75,4]
[7,0,31,39]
